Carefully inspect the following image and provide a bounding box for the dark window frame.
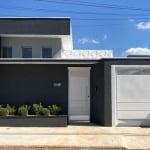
[42,48,52,58]
[22,47,32,58]
[1,47,12,58]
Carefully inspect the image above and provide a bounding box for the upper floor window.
[22,47,32,58]
[42,48,52,58]
[0,47,12,58]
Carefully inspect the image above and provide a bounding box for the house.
[0,17,150,127]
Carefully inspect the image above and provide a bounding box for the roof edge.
[0,17,71,20]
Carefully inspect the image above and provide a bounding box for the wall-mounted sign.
[53,82,62,87]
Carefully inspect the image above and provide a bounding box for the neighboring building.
[0,17,150,127]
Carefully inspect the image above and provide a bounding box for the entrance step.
[69,121,96,126]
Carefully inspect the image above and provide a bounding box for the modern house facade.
[0,18,73,58]
[0,17,150,127]
[0,17,112,59]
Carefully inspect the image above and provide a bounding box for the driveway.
[0,124,150,149]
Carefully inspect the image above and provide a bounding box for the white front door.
[68,67,91,121]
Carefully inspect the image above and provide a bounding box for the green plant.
[48,105,61,115]
[18,105,30,116]
[33,102,43,115]
[6,104,15,115]
[39,107,50,116]
[0,107,9,116]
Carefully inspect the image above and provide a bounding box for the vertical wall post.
[0,37,1,58]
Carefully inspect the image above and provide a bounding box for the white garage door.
[112,66,150,126]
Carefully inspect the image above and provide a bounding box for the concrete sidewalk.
[0,125,150,149]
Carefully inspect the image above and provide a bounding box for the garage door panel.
[117,103,150,111]
[117,75,150,102]
[113,66,150,126]
[117,111,150,119]
[117,99,150,103]
[117,119,150,126]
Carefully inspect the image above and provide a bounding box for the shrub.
[0,107,9,116]
[39,107,50,116]
[6,104,15,115]
[49,105,61,115]
[18,105,30,116]
[33,102,43,115]
[0,103,62,116]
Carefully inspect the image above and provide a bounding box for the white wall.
[61,35,73,50]
[1,37,62,58]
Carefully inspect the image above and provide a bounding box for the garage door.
[112,66,150,126]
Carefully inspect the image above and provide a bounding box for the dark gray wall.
[0,37,1,57]
[0,18,70,35]
[102,58,150,126]
[0,64,68,114]
[91,62,105,125]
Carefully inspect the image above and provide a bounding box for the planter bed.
[0,115,67,127]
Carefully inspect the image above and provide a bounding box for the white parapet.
[61,49,113,59]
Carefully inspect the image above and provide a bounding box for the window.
[22,47,32,58]
[42,48,52,58]
[0,47,12,58]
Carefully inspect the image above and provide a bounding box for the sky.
[1,0,150,57]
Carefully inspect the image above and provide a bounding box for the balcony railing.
[61,50,113,59]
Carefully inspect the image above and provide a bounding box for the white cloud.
[137,22,150,30]
[91,39,99,44]
[103,34,107,40]
[129,19,135,22]
[78,38,100,44]
[124,47,150,56]
[78,38,89,44]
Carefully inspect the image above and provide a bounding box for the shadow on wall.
[140,113,150,127]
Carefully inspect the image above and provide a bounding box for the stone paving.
[0,125,150,149]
